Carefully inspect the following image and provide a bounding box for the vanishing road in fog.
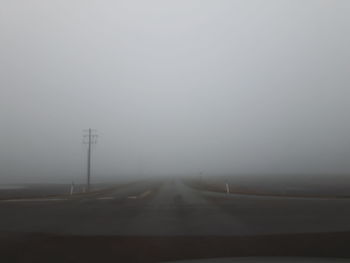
[1,179,350,236]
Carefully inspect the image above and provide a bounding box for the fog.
[1,0,350,183]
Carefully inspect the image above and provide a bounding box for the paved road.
[1,178,350,236]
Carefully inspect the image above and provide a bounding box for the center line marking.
[139,190,152,199]
[97,197,114,200]
[127,190,153,200]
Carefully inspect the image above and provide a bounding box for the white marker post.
[70,182,74,195]
[225,183,230,194]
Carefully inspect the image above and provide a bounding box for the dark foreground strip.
[1,232,350,263]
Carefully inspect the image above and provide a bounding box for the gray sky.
[1,0,350,183]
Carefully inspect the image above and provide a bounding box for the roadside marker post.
[225,183,230,194]
[70,182,74,195]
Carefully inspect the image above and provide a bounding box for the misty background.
[1,0,350,184]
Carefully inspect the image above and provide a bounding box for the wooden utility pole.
[84,129,97,192]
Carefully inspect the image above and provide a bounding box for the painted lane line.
[127,189,153,200]
[1,198,67,202]
[97,197,114,200]
[139,190,152,199]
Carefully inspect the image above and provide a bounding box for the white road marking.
[139,190,152,198]
[127,189,153,199]
[97,197,114,200]
[1,198,67,202]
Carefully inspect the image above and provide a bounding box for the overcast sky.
[1,0,350,183]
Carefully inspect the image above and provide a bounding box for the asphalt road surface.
[1,178,350,236]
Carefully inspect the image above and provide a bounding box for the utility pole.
[83,129,97,192]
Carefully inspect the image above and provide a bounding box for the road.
[1,178,350,236]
